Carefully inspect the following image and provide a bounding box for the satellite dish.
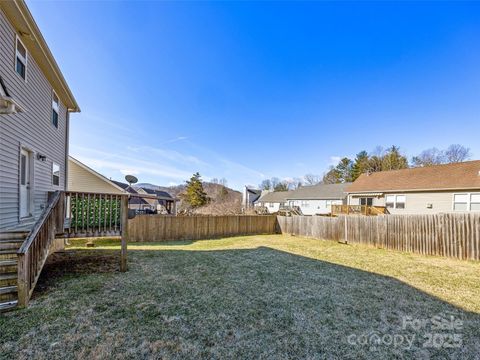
[125,175,138,187]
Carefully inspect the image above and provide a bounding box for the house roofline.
[69,156,126,194]
[347,187,480,194]
[1,0,80,112]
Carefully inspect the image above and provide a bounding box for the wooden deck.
[331,205,389,216]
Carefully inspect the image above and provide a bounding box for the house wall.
[348,191,480,215]
[67,159,124,194]
[0,9,68,230]
[257,202,283,213]
[287,199,343,215]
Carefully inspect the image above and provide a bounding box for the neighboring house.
[242,186,262,210]
[0,1,80,231]
[111,180,151,211]
[255,191,290,213]
[346,160,480,214]
[136,187,177,215]
[67,157,126,195]
[286,183,351,215]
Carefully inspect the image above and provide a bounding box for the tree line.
[259,144,471,190]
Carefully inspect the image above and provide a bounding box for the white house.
[254,191,290,213]
[346,160,480,215]
[285,183,350,215]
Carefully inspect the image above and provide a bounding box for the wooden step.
[0,248,18,255]
[0,243,22,250]
[0,273,17,282]
[0,232,28,241]
[0,285,17,295]
[0,259,17,267]
[0,300,18,312]
[0,238,25,244]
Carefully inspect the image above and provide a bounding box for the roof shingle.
[257,191,290,203]
[286,183,351,200]
[346,160,480,193]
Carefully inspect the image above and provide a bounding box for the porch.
[0,190,131,312]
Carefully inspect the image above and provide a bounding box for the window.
[269,202,274,208]
[20,154,26,185]
[396,195,406,209]
[16,37,27,80]
[360,197,373,206]
[52,163,60,186]
[453,194,469,211]
[301,200,309,207]
[453,193,480,211]
[385,195,395,209]
[52,92,59,128]
[386,195,406,209]
[471,194,480,211]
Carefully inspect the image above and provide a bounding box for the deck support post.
[120,195,129,272]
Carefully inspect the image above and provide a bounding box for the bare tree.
[259,179,272,190]
[444,144,471,163]
[412,144,471,167]
[303,174,321,185]
[411,148,445,167]
[288,178,303,190]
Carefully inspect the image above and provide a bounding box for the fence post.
[17,253,28,307]
[344,216,348,244]
[120,195,129,272]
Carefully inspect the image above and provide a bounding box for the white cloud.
[120,169,140,176]
[329,156,342,166]
[127,145,207,166]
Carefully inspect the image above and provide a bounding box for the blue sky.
[28,1,480,190]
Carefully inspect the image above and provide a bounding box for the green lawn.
[1,235,479,359]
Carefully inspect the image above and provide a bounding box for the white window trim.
[452,193,480,212]
[385,194,406,209]
[52,162,60,187]
[52,90,59,128]
[15,36,28,81]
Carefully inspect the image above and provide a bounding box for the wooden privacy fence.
[128,215,278,242]
[277,213,480,261]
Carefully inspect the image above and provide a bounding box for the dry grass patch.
[1,235,479,359]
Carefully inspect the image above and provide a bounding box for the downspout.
[64,111,70,190]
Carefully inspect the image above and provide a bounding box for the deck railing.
[331,205,388,216]
[17,191,65,307]
[64,191,127,238]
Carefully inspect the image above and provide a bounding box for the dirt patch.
[34,250,119,297]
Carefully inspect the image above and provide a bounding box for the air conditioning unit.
[0,96,23,114]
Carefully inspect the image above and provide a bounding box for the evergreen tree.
[351,150,369,181]
[382,145,408,171]
[336,157,354,183]
[323,158,353,184]
[182,172,208,208]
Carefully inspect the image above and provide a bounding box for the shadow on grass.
[30,244,480,358]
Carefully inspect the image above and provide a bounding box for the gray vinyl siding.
[0,8,67,230]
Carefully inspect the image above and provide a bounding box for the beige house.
[346,160,480,215]
[68,157,126,195]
